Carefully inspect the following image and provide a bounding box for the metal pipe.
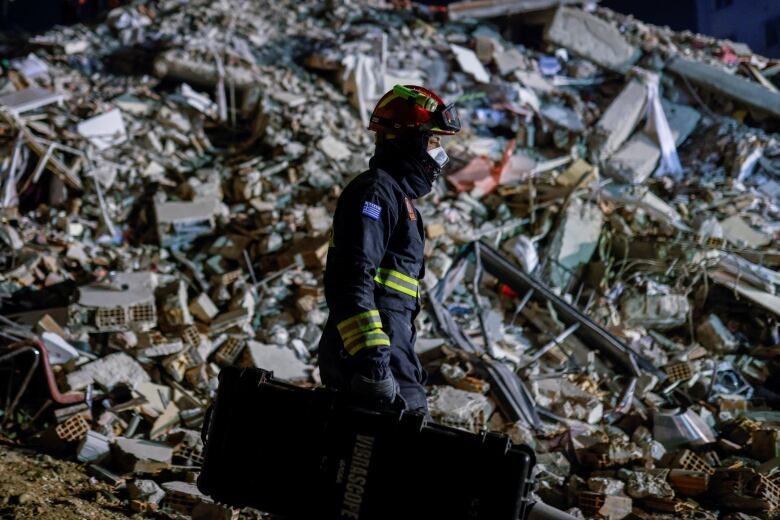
[476,241,663,378]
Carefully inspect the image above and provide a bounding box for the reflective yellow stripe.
[337,310,379,333]
[337,310,382,342]
[344,330,390,351]
[346,337,392,356]
[377,268,418,286]
[374,268,419,298]
[342,324,381,343]
[375,276,418,297]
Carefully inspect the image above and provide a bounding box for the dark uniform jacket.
[319,148,431,386]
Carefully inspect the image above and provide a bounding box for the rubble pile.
[0,0,779,518]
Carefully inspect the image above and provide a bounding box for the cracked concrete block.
[697,314,739,353]
[545,198,603,290]
[545,7,640,73]
[667,57,780,119]
[112,437,173,474]
[605,101,700,184]
[588,477,625,496]
[620,293,690,331]
[66,352,151,391]
[590,79,648,163]
[242,341,309,381]
[427,385,494,432]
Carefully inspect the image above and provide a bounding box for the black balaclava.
[369,131,441,198]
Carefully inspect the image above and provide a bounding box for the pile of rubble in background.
[0,0,779,518]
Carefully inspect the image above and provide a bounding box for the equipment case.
[199,366,535,520]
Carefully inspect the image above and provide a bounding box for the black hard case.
[198,367,535,520]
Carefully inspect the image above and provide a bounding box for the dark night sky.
[602,0,780,59]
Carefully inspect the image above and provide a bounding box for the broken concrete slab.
[41,331,79,365]
[720,214,772,249]
[545,198,603,290]
[155,198,220,248]
[606,101,701,184]
[189,293,219,323]
[545,7,641,74]
[242,341,309,381]
[69,272,158,333]
[318,136,351,161]
[112,437,173,474]
[697,314,739,354]
[514,69,555,94]
[0,87,64,114]
[427,385,494,433]
[450,44,490,84]
[589,79,648,163]
[620,293,690,331]
[77,108,128,151]
[709,270,780,318]
[128,479,166,505]
[77,431,111,463]
[77,272,158,308]
[493,48,526,76]
[161,481,215,516]
[66,352,151,391]
[448,0,582,20]
[667,57,780,119]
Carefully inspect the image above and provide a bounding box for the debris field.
[1,0,779,518]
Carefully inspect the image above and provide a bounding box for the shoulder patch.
[361,201,382,221]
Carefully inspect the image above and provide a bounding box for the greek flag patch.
[361,201,382,221]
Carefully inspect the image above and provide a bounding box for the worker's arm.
[326,183,399,383]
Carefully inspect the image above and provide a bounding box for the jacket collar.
[369,144,432,199]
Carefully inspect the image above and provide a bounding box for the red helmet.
[369,85,461,136]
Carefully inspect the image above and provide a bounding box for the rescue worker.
[318,85,461,415]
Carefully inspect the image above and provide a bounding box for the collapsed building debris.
[0,0,779,518]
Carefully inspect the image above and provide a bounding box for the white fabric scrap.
[640,72,683,180]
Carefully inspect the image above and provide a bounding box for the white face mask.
[427,146,449,168]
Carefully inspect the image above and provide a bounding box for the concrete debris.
[242,341,309,381]
[545,7,640,73]
[720,214,773,249]
[128,478,166,505]
[620,293,691,331]
[606,100,701,184]
[76,108,128,151]
[66,352,151,391]
[77,430,111,463]
[0,87,64,114]
[451,44,491,84]
[112,437,174,474]
[427,386,494,432]
[667,57,780,120]
[620,469,674,499]
[697,314,739,354]
[545,198,603,291]
[589,78,648,163]
[1,1,779,519]
[587,477,625,496]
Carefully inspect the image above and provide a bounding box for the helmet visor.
[432,103,461,134]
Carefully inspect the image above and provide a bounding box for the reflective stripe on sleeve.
[373,267,419,298]
[343,330,391,356]
[337,310,383,342]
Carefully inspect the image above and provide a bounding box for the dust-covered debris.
[1,0,779,518]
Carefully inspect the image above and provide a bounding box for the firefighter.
[318,85,461,414]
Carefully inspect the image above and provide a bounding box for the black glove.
[349,373,403,410]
